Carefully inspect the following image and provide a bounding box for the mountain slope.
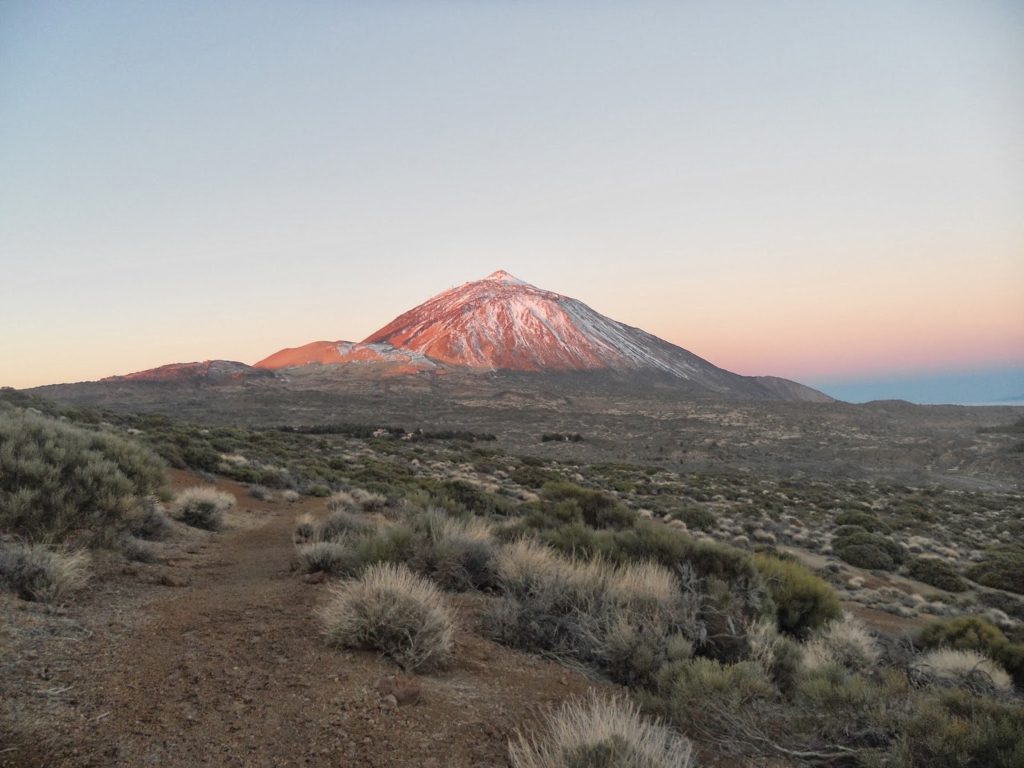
[102,360,272,383]
[92,270,830,402]
[356,270,828,400]
[254,341,434,372]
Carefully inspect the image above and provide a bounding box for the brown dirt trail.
[1,476,599,767]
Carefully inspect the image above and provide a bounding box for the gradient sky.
[2,1,1022,402]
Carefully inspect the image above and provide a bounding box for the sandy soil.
[0,473,603,768]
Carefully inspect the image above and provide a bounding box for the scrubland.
[2,388,1023,766]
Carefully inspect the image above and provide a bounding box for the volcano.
[253,270,830,402]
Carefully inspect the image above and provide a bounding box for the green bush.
[907,557,966,592]
[893,691,1024,767]
[832,524,868,539]
[966,548,1024,594]
[647,657,774,737]
[667,505,715,532]
[833,530,905,571]
[541,482,634,529]
[435,480,511,516]
[754,554,841,637]
[834,510,889,533]
[0,411,166,543]
[510,464,558,488]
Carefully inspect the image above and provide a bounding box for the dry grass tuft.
[910,648,1013,695]
[320,562,455,671]
[293,513,316,543]
[172,486,235,531]
[0,543,90,602]
[803,613,879,672]
[491,541,697,685]
[509,693,694,768]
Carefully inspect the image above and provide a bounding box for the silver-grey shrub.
[0,410,166,543]
[320,562,455,671]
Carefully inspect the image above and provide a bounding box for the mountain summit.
[254,271,830,402]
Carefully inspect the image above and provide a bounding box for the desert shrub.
[410,510,500,591]
[966,548,1024,594]
[577,521,760,584]
[171,487,235,531]
[434,480,509,516]
[534,521,769,661]
[791,664,908,749]
[320,562,454,671]
[892,691,1024,767]
[541,482,634,530]
[298,541,352,574]
[647,657,775,741]
[582,561,698,685]
[0,411,166,543]
[909,649,1012,696]
[0,543,89,602]
[802,613,879,672]
[489,541,698,685]
[120,535,159,563]
[832,524,868,539]
[510,464,558,488]
[293,513,316,543]
[305,483,331,498]
[489,540,608,655]
[833,530,905,571]
[281,489,300,503]
[248,484,273,501]
[745,617,802,693]
[667,505,715,532]
[754,554,841,637]
[300,522,415,576]
[907,557,966,592]
[349,525,416,571]
[917,616,1024,690]
[351,488,387,512]
[128,497,173,541]
[509,694,694,768]
[834,510,889,533]
[317,510,376,542]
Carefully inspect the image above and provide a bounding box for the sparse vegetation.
[509,694,693,768]
[4,389,1024,765]
[910,648,1012,695]
[320,562,455,671]
[802,613,879,672]
[489,540,698,685]
[0,410,166,543]
[917,615,1024,689]
[832,529,905,571]
[754,554,841,637]
[0,542,89,602]
[907,556,966,592]
[966,547,1024,594]
[172,487,235,530]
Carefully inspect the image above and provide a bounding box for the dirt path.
[1,475,600,768]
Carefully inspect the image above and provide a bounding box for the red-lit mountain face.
[255,270,830,402]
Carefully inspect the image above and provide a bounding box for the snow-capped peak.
[483,269,528,285]
[252,269,832,401]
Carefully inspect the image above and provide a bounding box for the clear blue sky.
[1,1,1022,403]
